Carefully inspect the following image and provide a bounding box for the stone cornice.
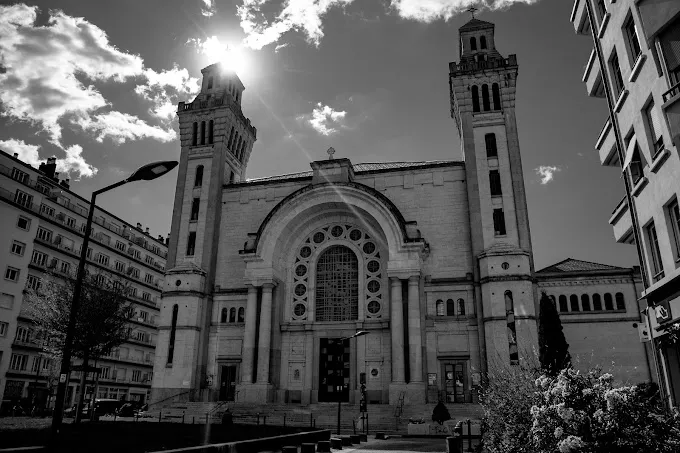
[479,274,533,284]
[161,290,208,298]
[537,277,634,287]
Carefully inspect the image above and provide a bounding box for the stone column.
[390,277,405,383]
[407,276,423,383]
[241,285,259,384]
[256,283,274,384]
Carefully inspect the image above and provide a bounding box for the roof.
[241,160,460,184]
[536,258,630,274]
[459,18,494,32]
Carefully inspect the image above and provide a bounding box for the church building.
[151,18,650,412]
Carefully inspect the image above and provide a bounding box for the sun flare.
[191,36,251,78]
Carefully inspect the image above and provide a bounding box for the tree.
[538,291,571,377]
[432,401,451,425]
[24,269,133,422]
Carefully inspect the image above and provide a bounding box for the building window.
[192,122,198,146]
[481,84,490,111]
[11,168,29,184]
[485,133,497,158]
[191,198,200,221]
[457,299,465,316]
[558,295,568,312]
[5,266,19,282]
[60,261,71,275]
[115,240,126,252]
[436,299,444,316]
[645,101,664,155]
[10,353,28,371]
[17,216,31,230]
[659,22,680,84]
[593,293,602,310]
[144,273,154,284]
[36,227,52,242]
[227,127,235,149]
[628,142,645,184]
[142,292,151,301]
[238,307,245,323]
[186,232,196,256]
[40,204,55,218]
[570,294,580,312]
[15,190,33,208]
[470,37,477,51]
[646,222,664,282]
[208,120,214,145]
[0,322,8,337]
[65,216,76,229]
[207,76,213,89]
[97,253,110,266]
[489,170,502,196]
[581,294,591,311]
[492,83,501,110]
[604,293,614,310]
[10,240,26,256]
[480,35,487,49]
[471,86,480,113]
[595,0,606,22]
[624,15,642,63]
[220,308,228,323]
[493,209,506,236]
[505,291,518,365]
[446,299,455,316]
[26,275,41,291]
[167,304,178,365]
[668,200,680,260]
[31,250,48,267]
[229,308,236,323]
[609,51,625,98]
[315,245,359,322]
[0,293,14,309]
[615,292,625,310]
[194,166,204,187]
[201,121,206,145]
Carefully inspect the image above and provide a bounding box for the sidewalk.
[340,436,447,453]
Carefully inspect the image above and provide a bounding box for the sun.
[199,37,251,78]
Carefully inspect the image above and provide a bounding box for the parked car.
[64,398,122,418]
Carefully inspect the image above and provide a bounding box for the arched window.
[482,84,490,111]
[570,294,580,311]
[192,122,198,146]
[604,293,614,310]
[470,37,477,51]
[229,308,236,323]
[492,83,501,110]
[167,304,178,365]
[485,133,497,158]
[558,295,568,312]
[436,299,444,316]
[593,293,602,311]
[446,299,455,316]
[315,245,359,321]
[207,76,213,89]
[581,294,591,311]
[227,127,235,149]
[471,85,480,113]
[194,166,204,187]
[480,36,487,49]
[200,121,206,145]
[238,307,245,323]
[458,299,465,316]
[240,140,247,161]
[615,292,625,310]
[505,291,518,365]
[208,120,214,145]
[236,136,243,155]
[220,308,228,323]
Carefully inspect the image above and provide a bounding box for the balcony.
[662,82,680,149]
[583,50,605,98]
[571,0,591,35]
[595,118,619,166]
[609,197,634,244]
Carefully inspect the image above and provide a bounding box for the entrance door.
[219,365,237,401]
[442,362,466,403]
[318,338,350,402]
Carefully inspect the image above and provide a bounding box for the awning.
[622,135,637,171]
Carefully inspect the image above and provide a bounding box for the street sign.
[59,374,67,383]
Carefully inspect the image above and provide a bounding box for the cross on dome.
[467,6,478,19]
[327,147,336,160]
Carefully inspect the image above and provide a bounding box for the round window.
[367,300,381,314]
[349,229,362,241]
[313,232,325,244]
[370,368,379,377]
[294,284,307,296]
[293,303,306,317]
[295,264,307,277]
[299,246,312,258]
[175,279,181,287]
[367,280,381,294]
[367,260,380,273]
[331,225,344,237]
[501,262,510,270]
[363,242,376,255]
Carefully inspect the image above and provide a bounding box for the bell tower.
[152,64,257,402]
[449,18,538,369]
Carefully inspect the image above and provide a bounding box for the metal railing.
[662,81,680,103]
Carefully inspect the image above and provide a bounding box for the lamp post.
[337,330,368,436]
[50,160,178,441]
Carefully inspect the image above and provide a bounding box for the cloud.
[0,138,97,179]
[135,66,201,121]
[535,165,561,185]
[76,111,177,144]
[201,0,216,17]
[236,0,539,49]
[298,103,347,136]
[274,43,289,53]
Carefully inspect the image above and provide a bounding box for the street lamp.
[337,330,369,435]
[50,160,178,440]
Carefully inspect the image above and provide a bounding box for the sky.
[0,0,639,270]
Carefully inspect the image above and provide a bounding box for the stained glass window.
[315,245,359,321]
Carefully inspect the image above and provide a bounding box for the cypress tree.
[538,291,572,376]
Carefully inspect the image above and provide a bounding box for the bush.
[432,401,451,425]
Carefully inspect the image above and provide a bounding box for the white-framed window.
[65,216,76,229]
[115,261,125,273]
[101,367,110,379]
[145,255,154,265]
[94,274,107,286]
[15,190,33,208]
[142,292,151,301]
[17,216,31,230]
[86,247,92,259]
[129,287,138,298]
[115,241,126,251]
[60,261,71,275]
[97,253,110,266]
[647,222,664,282]
[36,227,53,242]
[26,275,41,291]
[144,273,154,284]
[0,321,8,337]
[11,167,29,184]
[139,311,148,322]
[0,293,14,310]
[644,101,665,155]
[10,240,26,256]
[10,353,28,371]
[15,326,30,343]
[31,250,48,267]
[132,370,142,382]
[132,249,141,260]
[668,200,680,262]
[31,356,41,373]
[40,204,55,217]
[5,266,20,282]
[623,14,642,64]
[609,50,625,98]
[128,267,140,279]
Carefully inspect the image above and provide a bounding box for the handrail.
[662,81,680,103]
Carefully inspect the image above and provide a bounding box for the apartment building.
[570,0,680,405]
[0,149,167,413]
